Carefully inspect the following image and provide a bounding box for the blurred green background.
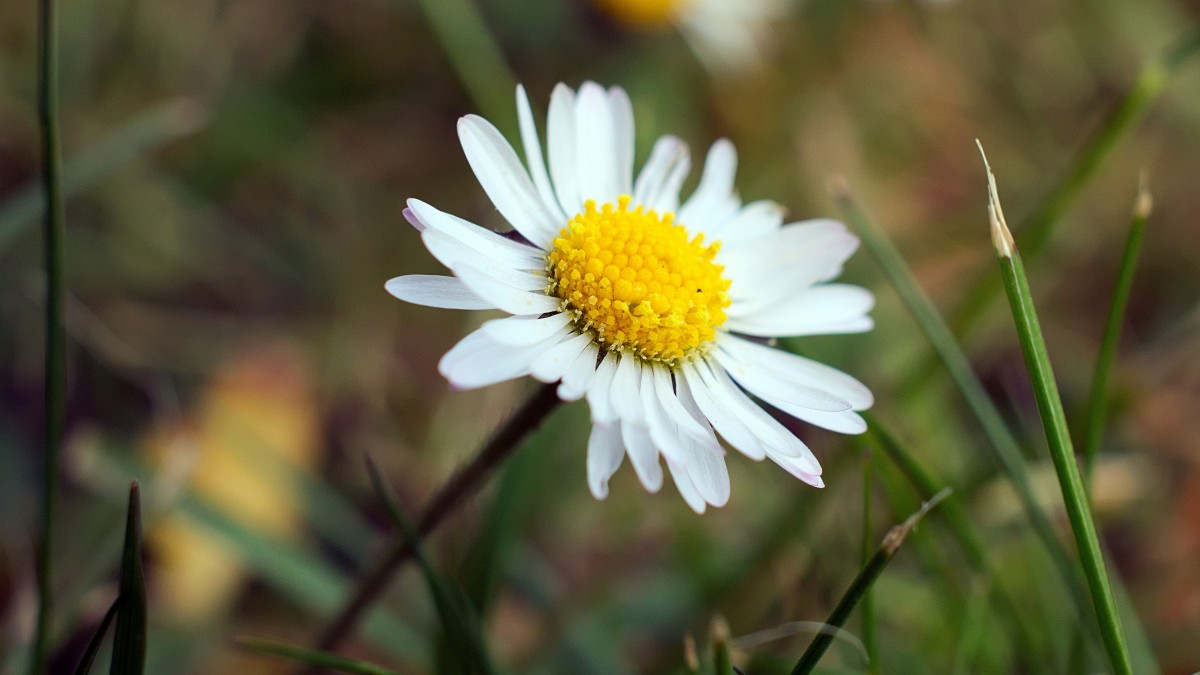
[2,0,1200,672]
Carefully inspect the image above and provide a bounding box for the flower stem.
[32,0,65,668]
[981,146,1133,675]
[1082,178,1151,490]
[309,383,562,655]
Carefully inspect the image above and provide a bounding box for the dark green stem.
[833,186,1093,628]
[1082,181,1151,490]
[32,0,65,668]
[309,383,562,656]
[790,489,949,675]
[985,154,1133,675]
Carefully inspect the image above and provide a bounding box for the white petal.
[650,365,711,442]
[423,230,548,290]
[438,329,559,390]
[787,408,868,435]
[530,332,593,383]
[694,358,819,466]
[547,84,580,216]
[574,82,620,205]
[769,451,825,488]
[458,115,559,248]
[621,422,663,493]
[667,458,707,514]
[679,363,766,460]
[609,354,645,424]
[709,200,784,246]
[608,86,635,194]
[558,342,600,401]
[481,313,571,345]
[726,284,875,337]
[714,346,853,413]
[403,207,425,232]
[684,438,730,507]
[641,367,690,465]
[679,139,740,236]
[515,85,567,222]
[633,136,690,214]
[587,423,625,499]
[407,199,545,266]
[586,352,620,423]
[452,264,560,316]
[717,335,873,410]
[722,219,859,315]
[385,275,493,310]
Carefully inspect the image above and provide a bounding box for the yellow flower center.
[547,196,731,365]
[594,0,684,27]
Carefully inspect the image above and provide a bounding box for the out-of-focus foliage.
[2,0,1200,672]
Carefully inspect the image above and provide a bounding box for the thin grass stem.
[238,637,402,675]
[309,383,562,656]
[32,0,65,668]
[860,451,877,673]
[1082,178,1152,489]
[864,416,1038,662]
[414,0,517,131]
[832,183,1093,628]
[981,145,1132,675]
[790,488,950,675]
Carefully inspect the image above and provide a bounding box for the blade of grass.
[31,0,65,668]
[110,482,147,675]
[71,599,120,675]
[864,415,1037,663]
[312,382,561,654]
[790,488,950,675]
[981,144,1132,675]
[364,456,496,675]
[950,35,1200,337]
[237,637,401,675]
[832,182,1093,629]
[1082,177,1152,489]
[0,99,205,254]
[949,579,991,675]
[859,452,877,674]
[413,0,516,131]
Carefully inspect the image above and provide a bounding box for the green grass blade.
[414,0,517,131]
[950,35,1200,337]
[236,637,401,675]
[31,0,65,669]
[0,100,204,254]
[865,415,1039,662]
[110,482,147,675]
[364,456,497,675]
[71,598,120,675]
[314,383,561,653]
[982,146,1132,675]
[1082,178,1152,489]
[790,488,950,675]
[833,184,1093,628]
[859,452,878,673]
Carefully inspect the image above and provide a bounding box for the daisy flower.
[387,82,874,513]
[594,0,786,73]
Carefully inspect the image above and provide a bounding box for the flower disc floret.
[547,196,731,365]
